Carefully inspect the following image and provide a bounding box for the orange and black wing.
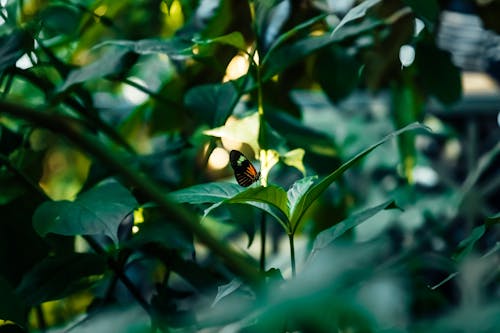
[229,150,260,187]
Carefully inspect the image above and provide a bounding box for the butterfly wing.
[229,150,260,187]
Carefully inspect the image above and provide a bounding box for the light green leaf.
[281,148,306,175]
[33,180,137,245]
[290,123,426,232]
[193,31,247,51]
[287,176,318,221]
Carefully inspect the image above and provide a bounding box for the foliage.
[0,0,498,332]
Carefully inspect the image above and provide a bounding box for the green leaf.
[193,31,247,51]
[59,48,136,91]
[93,38,194,56]
[290,123,426,231]
[452,225,486,262]
[16,253,107,306]
[40,4,81,36]
[0,30,31,72]
[311,199,398,255]
[415,41,462,105]
[487,212,500,225]
[331,0,382,36]
[205,185,290,231]
[0,277,25,326]
[314,46,360,103]
[255,0,291,53]
[169,182,245,205]
[184,81,239,127]
[287,176,318,221]
[33,180,138,245]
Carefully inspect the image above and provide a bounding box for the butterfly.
[229,150,260,187]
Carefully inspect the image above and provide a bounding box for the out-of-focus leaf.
[310,200,398,255]
[0,30,31,72]
[290,123,426,231]
[33,180,138,245]
[332,0,382,35]
[193,31,246,51]
[211,278,243,307]
[255,0,291,53]
[204,112,260,153]
[40,4,81,35]
[93,38,193,57]
[59,48,137,91]
[403,0,439,28]
[452,225,486,262]
[259,149,279,186]
[16,253,107,306]
[184,81,239,127]
[314,46,360,103]
[487,212,500,225]
[169,182,244,205]
[415,41,462,105]
[0,277,25,326]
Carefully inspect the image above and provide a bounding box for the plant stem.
[288,233,296,278]
[259,212,266,272]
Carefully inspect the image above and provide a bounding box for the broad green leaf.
[452,225,486,262]
[193,31,247,51]
[204,112,260,153]
[415,41,462,105]
[33,180,138,245]
[314,46,360,103]
[331,0,382,36]
[0,277,25,326]
[169,182,244,205]
[290,123,426,231]
[16,253,107,306]
[184,81,240,127]
[287,176,318,222]
[59,48,137,91]
[311,200,398,255]
[211,278,243,307]
[40,4,81,36]
[255,0,291,53]
[204,185,290,231]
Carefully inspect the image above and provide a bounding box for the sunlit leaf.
[0,30,31,72]
[193,31,247,51]
[290,123,426,231]
[281,148,306,175]
[310,200,398,255]
[211,278,243,307]
[203,112,260,153]
[331,0,382,36]
[16,253,107,306]
[33,180,138,245]
[287,176,318,222]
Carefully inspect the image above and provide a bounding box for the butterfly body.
[229,150,260,187]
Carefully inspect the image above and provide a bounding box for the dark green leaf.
[16,253,107,306]
[184,81,239,127]
[487,212,500,225]
[94,38,194,56]
[290,123,426,231]
[59,48,136,91]
[452,225,486,262]
[33,180,138,245]
[0,277,25,326]
[314,46,360,103]
[255,0,291,53]
[0,30,31,72]
[311,200,398,255]
[41,4,81,35]
[416,41,462,105]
